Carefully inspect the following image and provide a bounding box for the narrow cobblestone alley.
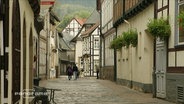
[39,76,175,104]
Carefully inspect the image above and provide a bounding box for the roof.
[61,18,86,32]
[84,9,100,25]
[70,10,100,42]
[62,32,75,49]
[50,11,60,22]
[75,18,86,26]
[58,35,71,50]
[81,22,100,37]
[50,11,60,25]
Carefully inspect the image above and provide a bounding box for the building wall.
[63,19,82,36]
[39,31,47,79]
[166,0,184,103]
[102,32,115,81]
[116,4,154,92]
[83,37,90,55]
[49,26,57,78]
[8,0,36,103]
[101,0,113,32]
[104,33,114,66]
[82,26,100,76]
[44,11,51,79]
[100,0,115,81]
[75,41,83,68]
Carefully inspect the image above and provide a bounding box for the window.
[0,0,4,20]
[94,38,99,49]
[178,0,184,44]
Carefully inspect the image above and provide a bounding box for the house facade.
[81,23,100,76]
[0,0,41,103]
[113,0,154,93]
[38,5,59,79]
[60,18,84,73]
[98,0,184,103]
[70,19,86,71]
[165,0,184,103]
[58,33,72,75]
[49,11,60,79]
[38,29,47,79]
[80,10,100,76]
[62,18,84,37]
[72,35,84,71]
[100,0,116,81]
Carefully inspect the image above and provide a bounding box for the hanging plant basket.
[147,17,171,40]
[123,28,138,47]
[109,35,125,50]
[109,28,138,49]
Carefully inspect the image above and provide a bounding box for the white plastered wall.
[116,4,154,84]
[8,0,36,103]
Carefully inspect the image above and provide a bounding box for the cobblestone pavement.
[39,76,175,104]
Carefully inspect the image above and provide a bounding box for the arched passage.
[22,16,26,103]
[29,27,33,89]
[12,0,21,103]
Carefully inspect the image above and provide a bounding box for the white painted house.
[113,0,154,93]
[61,18,85,69]
[70,19,86,70]
[62,18,85,37]
[100,0,116,81]
[99,0,184,103]
[0,0,41,103]
[80,10,100,76]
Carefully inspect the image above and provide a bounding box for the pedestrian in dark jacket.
[73,64,78,80]
[96,65,99,79]
[67,64,73,80]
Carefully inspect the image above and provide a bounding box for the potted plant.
[110,28,138,49]
[123,28,138,47]
[147,17,170,40]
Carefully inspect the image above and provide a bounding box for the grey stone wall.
[100,66,114,81]
[166,73,184,103]
[117,78,152,93]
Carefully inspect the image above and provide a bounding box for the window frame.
[177,0,184,45]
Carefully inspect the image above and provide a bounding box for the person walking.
[73,64,78,80]
[96,65,99,79]
[66,64,73,80]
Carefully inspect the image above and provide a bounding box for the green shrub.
[109,28,138,49]
[123,28,138,47]
[147,18,170,40]
[109,35,125,50]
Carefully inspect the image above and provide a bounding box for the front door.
[155,39,166,98]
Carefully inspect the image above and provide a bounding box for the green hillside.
[56,0,96,8]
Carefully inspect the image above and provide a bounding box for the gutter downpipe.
[37,29,40,78]
[98,8,103,79]
[114,27,117,81]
